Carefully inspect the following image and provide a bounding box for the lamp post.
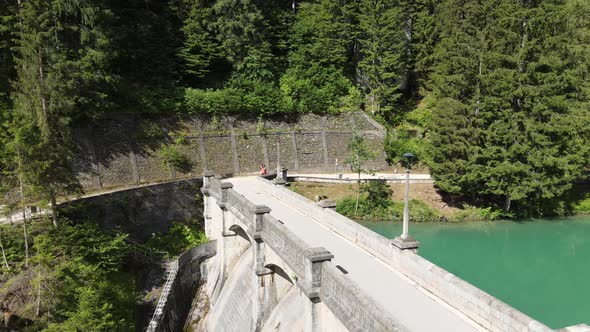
[393,152,420,252]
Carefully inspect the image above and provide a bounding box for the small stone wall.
[59,179,203,242]
[147,241,217,332]
[73,112,387,192]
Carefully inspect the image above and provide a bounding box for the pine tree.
[400,0,440,95]
[358,0,404,117]
[11,0,115,226]
[177,0,225,84]
[315,0,360,77]
[429,0,590,214]
[0,1,16,106]
[212,0,267,70]
[0,1,16,177]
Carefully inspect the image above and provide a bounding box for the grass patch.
[336,196,441,222]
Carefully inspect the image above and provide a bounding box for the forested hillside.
[1,0,588,215]
[0,0,589,330]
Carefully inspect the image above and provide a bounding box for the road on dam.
[228,176,482,332]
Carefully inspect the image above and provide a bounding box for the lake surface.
[363,217,590,329]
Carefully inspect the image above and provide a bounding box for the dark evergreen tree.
[0,0,16,196]
[177,0,226,85]
[428,0,590,213]
[212,0,268,70]
[358,0,404,117]
[314,0,361,77]
[400,0,440,95]
[11,0,115,225]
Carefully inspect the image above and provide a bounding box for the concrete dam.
[146,174,579,332]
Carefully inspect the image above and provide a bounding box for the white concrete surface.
[228,176,481,332]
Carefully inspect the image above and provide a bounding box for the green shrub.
[138,121,166,141]
[448,205,508,222]
[363,181,392,208]
[159,145,192,172]
[573,197,590,214]
[336,196,439,222]
[390,199,439,222]
[145,221,207,257]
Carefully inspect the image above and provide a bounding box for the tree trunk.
[21,206,29,268]
[505,195,511,212]
[354,171,361,215]
[0,232,9,269]
[35,271,41,316]
[18,173,28,268]
[50,193,58,228]
[38,50,49,136]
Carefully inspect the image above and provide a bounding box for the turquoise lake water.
[363,217,590,329]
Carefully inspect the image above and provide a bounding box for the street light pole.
[402,167,410,240]
[393,152,420,252]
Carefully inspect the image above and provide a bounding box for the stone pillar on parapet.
[201,172,215,237]
[253,205,271,275]
[317,199,336,210]
[218,182,235,237]
[252,205,273,330]
[202,171,215,188]
[274,168,288,186]
[300,247,333,332]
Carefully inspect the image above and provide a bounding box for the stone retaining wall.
[73,112,387,192]
[254,176,554,332]
[59,179,203,242]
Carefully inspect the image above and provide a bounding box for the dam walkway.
[228,176,479,332]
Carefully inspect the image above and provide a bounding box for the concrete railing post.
[252,205,271,275]
[274,168,288,186]
[201,172,215,237]
[253,205,272,331]
[301,247,333,332]
[202,171,215,188]
[218,182,234,237]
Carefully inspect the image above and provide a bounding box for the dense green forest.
[1,0,589,216]
[0,0,589,329]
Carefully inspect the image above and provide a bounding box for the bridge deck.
[229,176,481,332]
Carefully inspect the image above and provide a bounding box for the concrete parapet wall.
[260,214,309,279]
[253,177,553,332]
[321,263,404,332]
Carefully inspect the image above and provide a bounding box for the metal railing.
[146,259,179,332]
